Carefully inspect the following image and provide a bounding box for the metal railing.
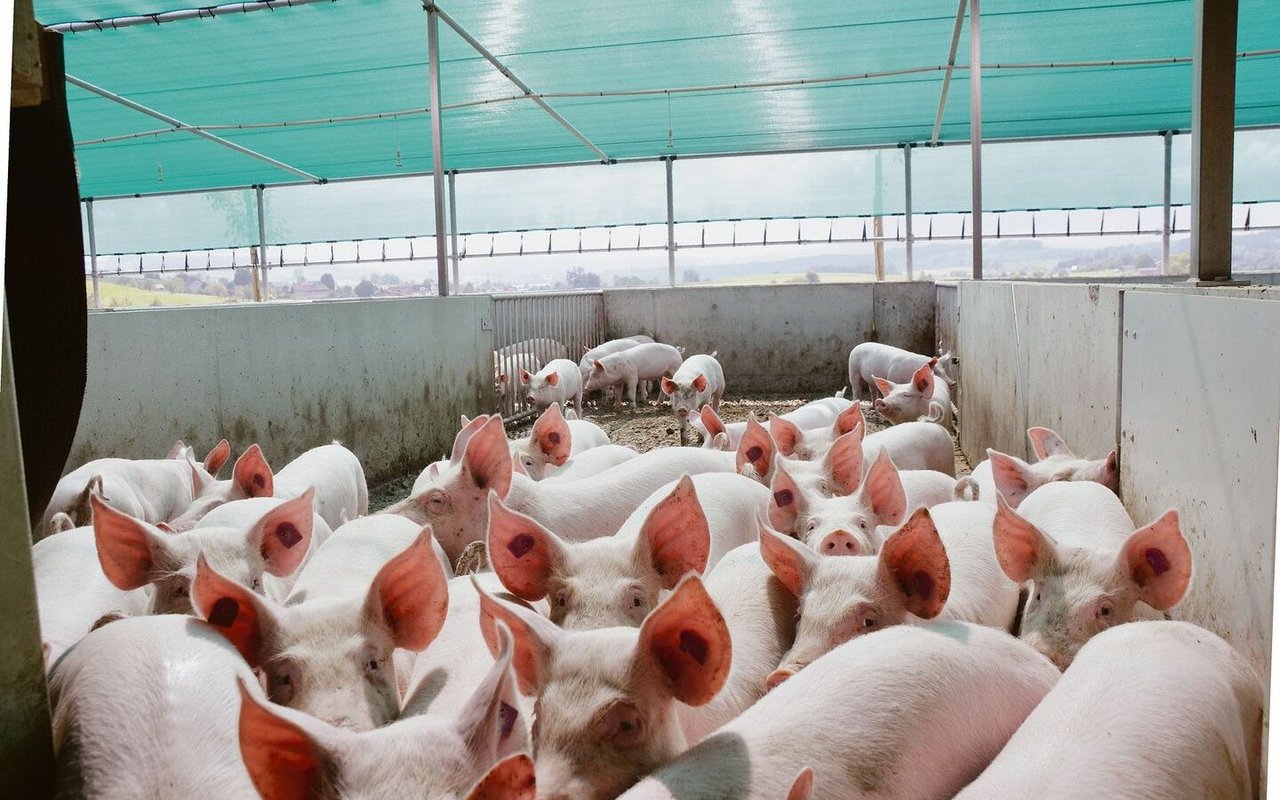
[491,292,607,422]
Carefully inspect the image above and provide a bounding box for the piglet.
[970,426,1120,508]
[509,402,611,479]
[662,353,726,445]
[522,358,584,416]
[694,396,852,450]
[874,362,954,432]
[583,343,684,411]
[42,454,206,537]
[767,403,864,461]
[848,342,939,401]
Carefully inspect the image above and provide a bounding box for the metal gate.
[492,291,607,421]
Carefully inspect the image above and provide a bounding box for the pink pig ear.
[463,417,513,499]
[250,488,315,577]
[451,415,488,465]
[1100,450,1120,493]
[878,508,951,619]
[166,439,186,459]
[237,679,324,800]
[736,415,776,483]
[487,494,565,601]
[363,530,450,651]
[203,439,232,476]
[757,517,819,597]
[700,404,726,439]
[193,554,277,669]
[823,426,864,496]
[787,767,815,800]
[635,475,711,588]
[660,376,677,396]
[232,444,274,499]
[767,463,805,533]
[531,403,571,466]
[637,575,732,706]
[992,493,1056,583]
[692,374,708,393]
[873,377,895,398]
[466,754,536,800]
[519,369,532,385]
[545,371,560,388]
[911,363,935,396]
[833,402,863,436]
[1120,510,1191,610]
[859,450,907,528]
[475,577,562,696]
[1027,427,1074,461]
[769,413,802,456]
[91,495,169,590]
[988,449,1037,509]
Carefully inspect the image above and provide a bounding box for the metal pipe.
[904,144,915,281]
[932,0,969,146]
[426,4,449,296]
[969,0,984,280]
[47,0,336,33]
[430,3,610,163]
[666,157,676,286]
[1162,130,1173,274]
[86,199,101,308]
[65,75,322,183]
[448,170,460,290]
[255,184,268,301]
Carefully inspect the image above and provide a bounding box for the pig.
[41,454,204,537]
[475,574,733,800]
[970,426,1120,508]
[195,496,334,599]
[767,402,864,461]
[91,489,316,615]
[661,353,726,445]
[487,473,769,630]
[618,622,1059,800]
[787,769,815,800]
[166,437,233,477]
[168,442,367,532]
[873,361,954,432]
[33,525,150,670]
[848,342,941,401]
[237,624,533,800]
[538,445,639,482]
[583,343,684,411]
[522,358,584,415]
[955,621,1263,800]
[47,615,267,798]
[496,351,542,406]
[992,481,1191,668]
[191,526,449,730]
[693,395,853,450]
[863,419,957,475]
[761,502,1019,686]
[579,336,651,377]
[509,402,611,479]
[383,415,735,567]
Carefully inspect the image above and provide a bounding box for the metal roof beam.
[427,3,611,163]
[931,0,968,146]
[66,74,323,183]
[46,0,337,34]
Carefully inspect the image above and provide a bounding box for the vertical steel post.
[256,184,268,301]
[969,0,983,280]
[1190,0,1238,284]
[448,169,460,291]
[1162,130,1173,274]
[904,144,915,281]
[86,199,101,309]
[426,3,450,296]
[665,157,676,286]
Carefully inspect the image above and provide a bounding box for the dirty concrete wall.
[67,296,493,487]
[935,283,959,357]
[602,282,935,395]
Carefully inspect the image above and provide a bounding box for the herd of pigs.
[31,338,1262,799]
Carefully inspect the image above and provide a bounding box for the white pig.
[509,402,610,479]
[496,351,542,406]
[191,525,449,730]
[863,419,957,475]
[486,473,769,630]
[583,343,684,411]
[238,624,534,800]
[42,455,204,537]
[848,342,939,401]
[661,353,726,445]
[956,621,1262,800]
[873,361,954,432]
[970,425,1120,507]
[761,503,1019,686]
[166,437,233,477]
[476,574,733,800]
[539,445,639,482]
[522,358,584,415]
[618,621,1059,800]
[579,336,650,378]
[992,481,1191,668]
[693,395,852,450]
[767,403,864,461]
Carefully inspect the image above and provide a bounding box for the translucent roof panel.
[35,0,1280,200]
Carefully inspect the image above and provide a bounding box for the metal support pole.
[426,3,450,296]
[255,185,268,301]
[1190,0,1239,284]
[86,199,100,309]
[969,0,984,280]
[904,144,915,281]
[1162,130,1173,275]
[448,170,460,291]
[665,157,676,286]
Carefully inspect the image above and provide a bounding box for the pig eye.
[554,590,569,608]
[858,521,868,531]
[806,521,817,533]
[271,662,300,704]
[250,577,263,593]
[602,703,645,748]
[632,597,643,608]
[862,613,879,630]
[365,657,383,674]
[1095,599,1115,622]
[172,579,190,598]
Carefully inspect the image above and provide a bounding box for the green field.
[89,281,225,308]
[699,272,881,286]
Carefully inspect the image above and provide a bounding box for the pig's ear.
[193,554,278,669]
[1119,510,1191,610]
[363,530,450,651]
[700,405,726,439]
[531,403,571,467]
[787,767,815,800]
[769,414,802,456]
[735,416,776,483]
[592,359,605,372]
[988,449,1037,508]
[91,495,173,590]
[758,517,819,597]
[635,475,710,588]
[248,488,315,577]
[911,363,935,396]
[475,577,562,696]
[455,623,529,767]
[184,450,214,496]
[823,426,864,496]
[545,371,560,388]
[637,575,731,706]
[878,508,951,619]
[488,494,566,601]
[519,369,532,385]
[451,414,488,465]
[768,463,806,533]
[861,451,907,528]
[660,376,677,396]
[692,374,708,393]
[237,679,326,800]
[466,754,536,800]
[49,512,76,534]
[992,494,1056,583]
[833,402,864,436]
[873,377,895,397]
[166,439,186,459]
[1027,427,1073,461]
[1099,450,1120,493]
[232,444,274,499]
[203,439,232,477]
[463,417,513,499]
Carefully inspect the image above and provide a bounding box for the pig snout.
[676,407,689,418]
[766,667,796,691]
[818,530,861,556]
